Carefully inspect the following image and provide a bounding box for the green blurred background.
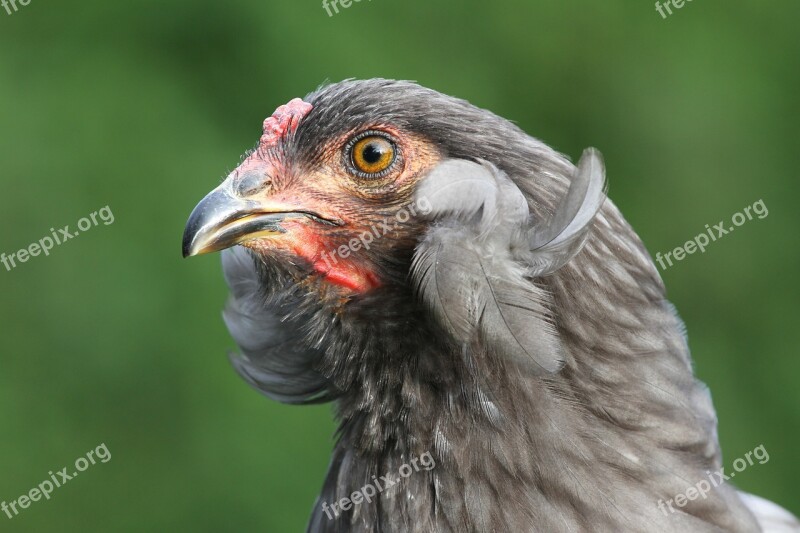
[0,0,798,531]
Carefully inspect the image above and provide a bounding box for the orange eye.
[350,134,396,176]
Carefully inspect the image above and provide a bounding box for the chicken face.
[182,96,442,294]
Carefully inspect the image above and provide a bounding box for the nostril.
[235,171,271,197]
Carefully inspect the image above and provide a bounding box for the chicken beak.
[182,179,343,258]
[182,185,289,258]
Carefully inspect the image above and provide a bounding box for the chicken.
[182,79,799,532]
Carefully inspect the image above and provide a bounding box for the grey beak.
[182,186,287,258]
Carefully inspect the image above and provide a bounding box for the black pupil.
[362,142,386,165]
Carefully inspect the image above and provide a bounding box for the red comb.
[260,98,313,148]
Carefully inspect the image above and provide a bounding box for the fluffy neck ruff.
[235,203,757,533]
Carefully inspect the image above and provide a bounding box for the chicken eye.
[349,134,396,177]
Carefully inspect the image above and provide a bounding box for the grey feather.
[221,247,335,404]
[738,492,800,532]
[527,148,608,276]
[412,159,564,373]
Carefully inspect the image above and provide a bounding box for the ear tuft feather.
[412,160,566,373]
[527,148,608,276]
